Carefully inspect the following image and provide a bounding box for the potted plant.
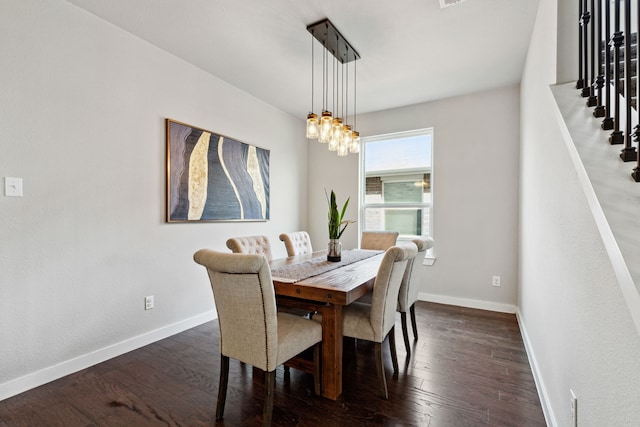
[325,189,354,262]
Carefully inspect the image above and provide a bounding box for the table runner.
[271,249,382,283]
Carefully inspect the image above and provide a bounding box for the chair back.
[279,231,313,256]
[361,231,399,251]
[398,237,434,311]
[193,250,278,371]
[226,235,273,261]
[369,242,417,341]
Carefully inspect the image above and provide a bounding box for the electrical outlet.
[5,177,23,197]
[145,295,154,310]
[492,275,501,287]
[570,389,577,427]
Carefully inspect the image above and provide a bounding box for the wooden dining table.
[269,250,384,400]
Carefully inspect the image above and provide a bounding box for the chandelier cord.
[310,31,314,113]
[354,57,357,131]
[323,43,327,112]
[345,49,349,126]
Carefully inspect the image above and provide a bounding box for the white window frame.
[359,128,435,264]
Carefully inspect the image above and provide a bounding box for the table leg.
[319,303,342,400]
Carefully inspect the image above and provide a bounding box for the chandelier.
[305,19,361,156]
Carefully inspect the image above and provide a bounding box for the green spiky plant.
[325,189,354,240]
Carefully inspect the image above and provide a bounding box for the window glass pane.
[363,207,431,238]
[365,134,431,173]
[384,179,422,203]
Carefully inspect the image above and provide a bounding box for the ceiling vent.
[439,0,467,8]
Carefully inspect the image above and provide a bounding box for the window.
[360,129,433,244]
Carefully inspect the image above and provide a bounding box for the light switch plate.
[5,177,23,197]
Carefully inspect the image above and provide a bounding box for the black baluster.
[582,0,592,98]
[620,0,636,160]
[610,0,624,144]
[602,0,615,128]
[587,0,598,106]
[578,0,585,89]
[594,0,606,116]
[635,0,640,180]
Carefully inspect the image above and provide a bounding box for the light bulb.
[331,118,343,146]
[319,111,333,143]
[306,113,319,139]
[350,131,360,153]
[328,117,342,151]
[337,141,349,156]
[342,125,352,148]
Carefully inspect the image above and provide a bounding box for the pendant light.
[305,19,361,156]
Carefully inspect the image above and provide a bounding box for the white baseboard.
[516,309,556,427]
[418,292,517,314]
[0,310,216,402]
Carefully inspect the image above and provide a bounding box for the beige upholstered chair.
[193,250,322,426]
[360,231,399,251]
[279,231,313,257]
[226,235,273,260]
[397,237,434,357]
[323,242,417,399]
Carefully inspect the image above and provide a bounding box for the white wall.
[556,0,578,84]
[520,0,640,425]
[308,86,521,312]
[0,0,307,399]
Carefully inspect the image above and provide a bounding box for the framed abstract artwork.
[166,119,270,222]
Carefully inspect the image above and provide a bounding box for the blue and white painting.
[167,119,270,222]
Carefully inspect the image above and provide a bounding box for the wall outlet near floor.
[5,177,23,197]
[570,389,577,427]
[145,295,154,310]
[492,275,501,287]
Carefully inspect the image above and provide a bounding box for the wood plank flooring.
[0,302,546,426]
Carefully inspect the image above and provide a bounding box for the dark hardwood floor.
[0,302,546,426]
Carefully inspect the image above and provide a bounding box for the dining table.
[269,249,384,400]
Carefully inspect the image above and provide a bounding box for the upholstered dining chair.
[316,242,416,399]
[193,250,322,426]
[360,230,399,251]
[279,231,313,257]
[226,235,273,260]
[397,237,434,357]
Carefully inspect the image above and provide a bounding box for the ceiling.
[66,0,541,118]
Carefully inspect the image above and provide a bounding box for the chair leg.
[388,326,399,374]
[374,342,389,399]
[263,370,276,426]
[401,312,411,357]
[410,304,418,340]
[216,355,229,420]
[313,343,321,396]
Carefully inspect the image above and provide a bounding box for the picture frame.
[166,119,270,222]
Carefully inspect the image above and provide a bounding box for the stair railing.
[577,0,639,181]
